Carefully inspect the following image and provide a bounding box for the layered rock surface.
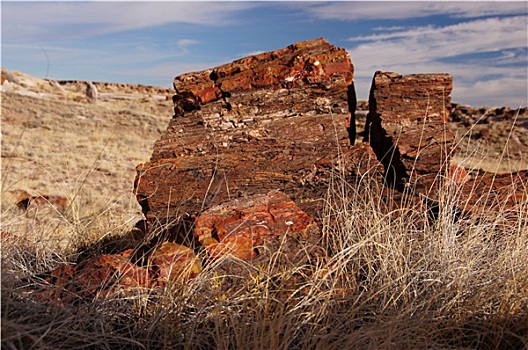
[171,38,353,105]
[135,38,356,223]
[364,71,454,194]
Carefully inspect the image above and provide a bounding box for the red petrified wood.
[72,249,154,297]
[151,242,202,282]
[195,191,318,260]
[171,37,354,107]
[41,242,202,300]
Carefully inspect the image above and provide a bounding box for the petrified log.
[135,38,356,225]
[364,71,454,195]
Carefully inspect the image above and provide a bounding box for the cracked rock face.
[364,71,455,195]
[134,38,356,224]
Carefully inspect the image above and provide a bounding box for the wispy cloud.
[2,39,207,85]
[176,39,201,50]
[347,15,527,73]
[456,76,527,108]
[346,15,527,106]
[2,2,257,41]
[304,2,527,21]
[348,16,526,59]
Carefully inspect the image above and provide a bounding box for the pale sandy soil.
[1,69,173,249]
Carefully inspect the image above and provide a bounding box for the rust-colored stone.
[194,190,319,260]
[41,244,203,300]
[448,164,470,184]
[457,170,528,213]
[151,242,202,282]
[348,142,383,178]
[73,249,154,297]
[364,71,454,195]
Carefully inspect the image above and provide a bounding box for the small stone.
[151,242,202,283]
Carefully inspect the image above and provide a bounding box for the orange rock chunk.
[195,191,318,260]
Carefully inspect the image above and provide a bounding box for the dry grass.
[2,162,527,349]
[1,89,170,250]
[2,82,527,349]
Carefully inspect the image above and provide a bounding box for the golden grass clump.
[2,162,527,350]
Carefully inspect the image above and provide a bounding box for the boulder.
[364,71,454,195]
[86,81,98,102]
[194,190,319,260]
[135,38,356,227]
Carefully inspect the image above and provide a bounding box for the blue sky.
[2,1,527,107]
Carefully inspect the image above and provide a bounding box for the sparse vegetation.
[2,156,527,349]
[1,73,527,349]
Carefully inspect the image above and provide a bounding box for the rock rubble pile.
[35,38,526,299]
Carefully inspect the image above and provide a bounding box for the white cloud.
[455,77,527,108]
[176,39,201,50]
[304,1,527,21]
[2,2,257,41]
[348,16,527,67]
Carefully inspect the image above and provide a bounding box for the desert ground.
[2,69,174,250]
